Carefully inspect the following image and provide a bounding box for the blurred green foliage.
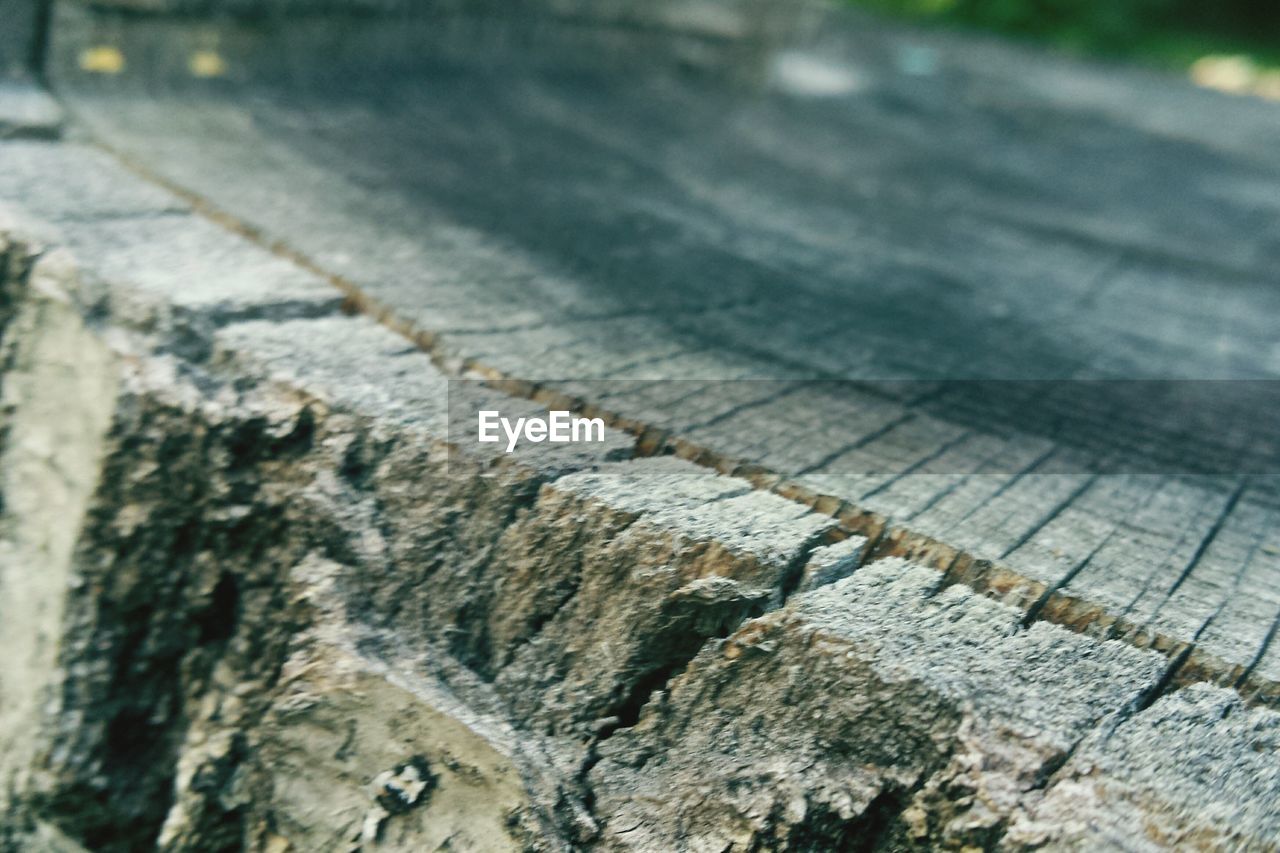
[851,0,1280,67]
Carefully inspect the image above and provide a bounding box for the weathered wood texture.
[3,181,1278,847]
[33,1,1280,699]
[4,5,1280,847]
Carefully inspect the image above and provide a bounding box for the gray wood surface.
[20,2,1280,697]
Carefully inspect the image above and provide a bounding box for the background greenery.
[848,0,1280,69]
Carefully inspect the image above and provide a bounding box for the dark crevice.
[1020,534,1112,629]
[856,523,891,572]
[338,430,395,491]
[272,406,318,458]
[1131,643,1196,715]
[846,785,910,853]
[0,241,37,514]
[601,555,809,761]
[520,579,580,643]
[446,474,576,673]
[857,428,973,503]
[777,528,843,604]
[935,444,1057,533]
[1030,745,1074,791]
[929,550,966,596]
[196,572,240,646]
[496,477,549,532]
[206,298,347,329]
[1236,604,1280,691]
[679,381,811,432]
[997,473,1099,560]
[576,744,601,817]
[593,589,767,744]
[1155,479,1247,604]
[1101,483,1241,643]
[608,660,685,733]
[790,412,917,481]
